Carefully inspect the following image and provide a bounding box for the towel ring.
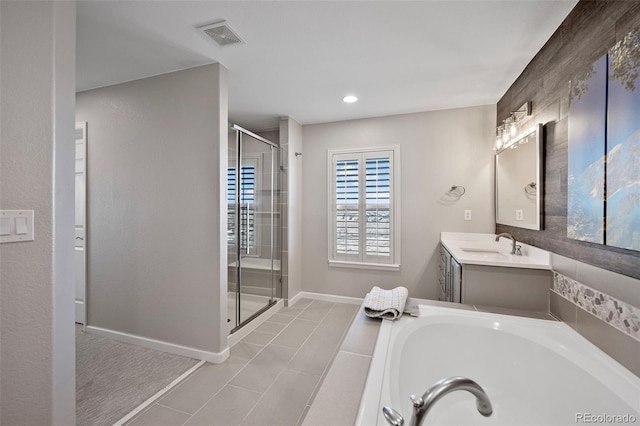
[524,182,537,196]
[446,185,466,198]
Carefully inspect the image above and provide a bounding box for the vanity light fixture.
[496,101,532,150]
[495,125,506,151]
[508,116,517,137]
[342,95,358,103]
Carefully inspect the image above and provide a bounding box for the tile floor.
[126,299,358,426]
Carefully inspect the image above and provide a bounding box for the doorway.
[75,122,87,325]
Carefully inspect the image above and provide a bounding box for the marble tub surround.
[552,253,640,309]
[549,253,640,378]
[550,271,640,377]
[553,273,640,341]
[440,232,551,270]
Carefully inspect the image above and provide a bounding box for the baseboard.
[287,291,304,307]
[228,299,284,347]
[296,291,364,305]
[86,326,229,364]
[75,300,85,324]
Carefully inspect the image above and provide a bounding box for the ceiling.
[77,1,578,130]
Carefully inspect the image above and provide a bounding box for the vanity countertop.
[440,232,551,270]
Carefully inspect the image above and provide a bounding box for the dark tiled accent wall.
[496,1,640,280]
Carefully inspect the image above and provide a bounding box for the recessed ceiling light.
[342,95,358,103]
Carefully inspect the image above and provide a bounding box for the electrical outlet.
[464,210,472,221]
[516,209,524,221]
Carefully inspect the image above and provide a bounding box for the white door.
[75,122,87,324]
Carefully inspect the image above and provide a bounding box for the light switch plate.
[0,217,11,236]
[0,210,35,243]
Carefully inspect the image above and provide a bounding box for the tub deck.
[305,298,640,426]
[303,300,556,426]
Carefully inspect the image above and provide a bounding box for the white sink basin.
[461,248,502,254]
[460,248,508,259]
[440,232,552,270]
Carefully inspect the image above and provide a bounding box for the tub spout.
[382,377,492,426]
[410,376,492,426]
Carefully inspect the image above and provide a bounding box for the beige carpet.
[76,325,199,426]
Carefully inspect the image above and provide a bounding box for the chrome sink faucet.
[382,376,493,426]
[495,232,519,255]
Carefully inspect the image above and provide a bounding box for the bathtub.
[357,306,640,426]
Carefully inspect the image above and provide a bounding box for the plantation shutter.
[240,165,256,252]
[331,149,394,265]
[364,153,392,263]
[227,164,257,254]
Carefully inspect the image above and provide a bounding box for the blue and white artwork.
[606,30,640,251]
[568,54,607,244]
[567,27,640,252]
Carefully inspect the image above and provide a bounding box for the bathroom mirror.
[495,123,543,230]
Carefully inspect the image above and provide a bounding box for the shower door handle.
[245,206,249,255]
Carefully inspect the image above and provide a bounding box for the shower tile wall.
[261,130,282,299]
[228,268,278,297]
[279,134,289,301]
[258,146,280,259]
[228,136,237,275]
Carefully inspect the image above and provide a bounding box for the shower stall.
[227,124,281,333]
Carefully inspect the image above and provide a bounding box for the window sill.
[328,260,400,272]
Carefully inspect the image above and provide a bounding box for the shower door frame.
[231,124,278,333]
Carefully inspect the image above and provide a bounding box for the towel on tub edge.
[364,286,409,320]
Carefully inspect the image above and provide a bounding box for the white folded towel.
[364,286,409,320]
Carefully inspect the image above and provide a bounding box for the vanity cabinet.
[438,245,461,303]
[461,263,550,311]
[438,242,551,311]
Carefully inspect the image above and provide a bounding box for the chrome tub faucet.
[382,376,493,426]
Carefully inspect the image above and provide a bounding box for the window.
[328,146,400,270]
[227,156,261,256]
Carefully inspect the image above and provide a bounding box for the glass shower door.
[228,125,278,332]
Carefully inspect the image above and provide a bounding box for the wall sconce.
[495,101,532,150]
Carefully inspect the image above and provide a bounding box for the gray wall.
[0,1,76,424]
[496,0,640,279]
[301,105,496,299]
[76,64,228,354]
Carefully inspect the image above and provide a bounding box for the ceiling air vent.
[197,21,244,47]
